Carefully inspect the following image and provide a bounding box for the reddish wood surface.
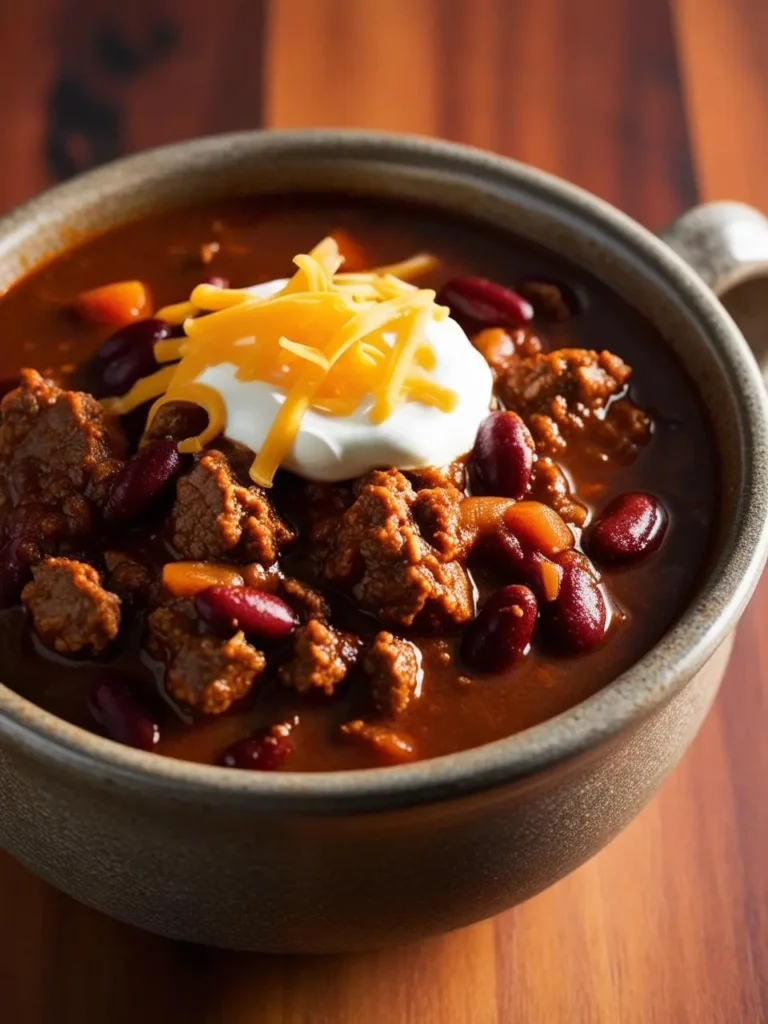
[1,1,767,1020]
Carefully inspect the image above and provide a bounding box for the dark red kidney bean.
[493,530,563,603]
[95,317,172,366]
[588,492,667,565]
[104,439,182,521]
[437,276,534,331]
[461,584,538,673]
[469,411,535,499]
[0,374,21,401]
[204,274,230,288]
[101,342,160,394]
[87,677,161,751]
[516,276,584,320]
[542,550,608,654]
[0,541,27,608]
[195,585,298,640]
[218,729,292,771]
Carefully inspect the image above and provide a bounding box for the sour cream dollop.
[195,278,493,483]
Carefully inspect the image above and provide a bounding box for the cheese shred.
[102,236,456,486]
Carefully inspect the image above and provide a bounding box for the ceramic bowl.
[1,130,768,952]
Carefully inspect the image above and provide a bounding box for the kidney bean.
[542,550,609,654]
[516,276,583,321]
[104,439,182,521]
[588,492,667,565]
[195,585,298,640]
[469,411,535,499]
[218,728,292,771]
[101,339,160,394]
[493,530,562,602]
[94,317,172,366]
[0,540,27,608]
[87,677,161,751]
[461,584,538,673]
[437,276,534,332]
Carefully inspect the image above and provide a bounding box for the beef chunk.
[144,400,208,443]
[339,720,415,764]
[279,618,358,695]
[406,460,467,491]
[22,557,120,653]
[319,469,473,630]
[171,450,294,565]
[496,349,651,457]
[365,631,421,716]
[278,577,330,623]
[5,494,92,567]
[529,458,588,528]
[412,485,470,561]
[0,369,125,507]
[104,551,153,605]
[147,600,265,714]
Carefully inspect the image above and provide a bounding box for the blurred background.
[2,1,768,1021]
[2,0,765,225]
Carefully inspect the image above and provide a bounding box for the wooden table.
[2,1,767,1020]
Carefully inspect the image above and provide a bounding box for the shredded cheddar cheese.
[102,237,457,486]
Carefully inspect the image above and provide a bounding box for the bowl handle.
[662,201,768,377]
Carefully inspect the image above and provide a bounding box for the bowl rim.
[0,127,766,812]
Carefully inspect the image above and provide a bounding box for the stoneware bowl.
[1,130,768,954]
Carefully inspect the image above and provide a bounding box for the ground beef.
[4,494,92,566]
[529,458,588,527]
[319,469,473,630]
[22,557,121,653]
[147,600,265,714]
[104,551,153,605]
[171,450,294,565]
[412,485,470,561]
[144,401,208,443]
[0,369,125,508]
[339,719,415,764]
[406,460,467,491]
[279,618,358,695]
[277,577,330,623]
[365,631,421,717]
[496,349,651,457]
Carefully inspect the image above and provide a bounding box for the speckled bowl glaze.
[1,131,768,953]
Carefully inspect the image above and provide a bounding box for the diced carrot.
[162,562,245,598]
[459,496,516,540]
[471,327,517,365]
[537,556,563,601]
[503,501,574,557]
[74,280,151,326]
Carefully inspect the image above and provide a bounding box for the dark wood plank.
[673,0,768,207]
[674,0,768,1010]
[1,0,768,1020]
[0,3,60,210]
[40,0,266,186]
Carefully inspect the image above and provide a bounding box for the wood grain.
[2,0,768,1020]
